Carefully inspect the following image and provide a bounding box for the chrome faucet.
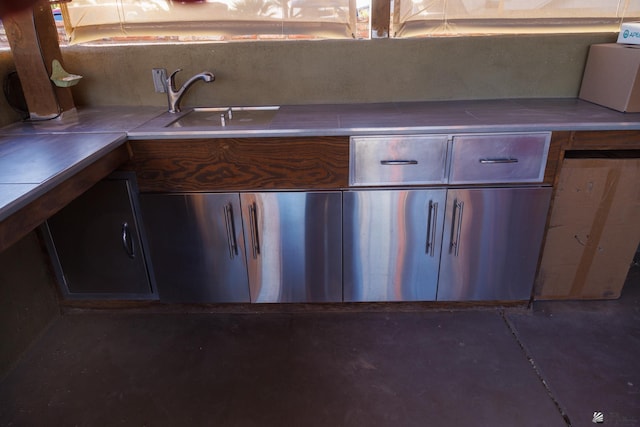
[166,69,215,113]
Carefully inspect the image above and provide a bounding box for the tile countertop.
[3,99,636,140]
[0,132,129,222]
[0,106,161,223]
[128,98,640,139]
[0,106,162,135]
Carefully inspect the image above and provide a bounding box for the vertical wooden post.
[4,0,75,119]
[392,0,401,37]
[371,0,391,38]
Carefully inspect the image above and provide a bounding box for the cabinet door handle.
[223,204,238,260]
[380,160,418,165]
[425,200,438,257]
[248,202,261,259]
[449,200,464,257]
[121,222,136,259]
[479,158,518,164]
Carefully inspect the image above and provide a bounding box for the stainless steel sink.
[166,106,280,128]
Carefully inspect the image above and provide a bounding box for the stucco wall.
[59,33,615,109]
[0,33,617,121]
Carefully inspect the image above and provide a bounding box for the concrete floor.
[1,267,638,427]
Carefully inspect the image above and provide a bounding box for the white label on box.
[618,22,640,44]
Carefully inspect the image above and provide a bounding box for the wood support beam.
[371,0,391,38]
[3,0,75,119]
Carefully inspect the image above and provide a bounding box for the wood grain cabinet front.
[124,137,349,192]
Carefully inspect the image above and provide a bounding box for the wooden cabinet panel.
[544,131,569,186]
[124,137,349,192]
[570,130,640,150]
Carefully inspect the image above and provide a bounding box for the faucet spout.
[166,69,215,113]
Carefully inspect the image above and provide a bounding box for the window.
[1,0,639,47]
[61,0,363,43]
[394,0,640,37]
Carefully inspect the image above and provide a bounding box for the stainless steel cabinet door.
[46,178,153,298]
[438,187,552,301]
[240,192,342,303]
[140,193,250,303]
[343,189,446,302]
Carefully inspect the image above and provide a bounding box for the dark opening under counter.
[0,133,130,252]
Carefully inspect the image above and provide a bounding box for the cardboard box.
[617,22,640,44]
[579,43,640,112]
[536,158,640,300]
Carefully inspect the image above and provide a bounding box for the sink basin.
[166,106,280,128]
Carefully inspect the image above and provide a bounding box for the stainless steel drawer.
[449,133,551,184]
[350,135,449,186]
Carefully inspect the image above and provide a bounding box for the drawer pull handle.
[248,203,260,259]
[449,201,463,257]
[380,160,418,165]
[223,203,238,260]
[479,158,519,164]
[121,222,136,259]
[426,200,438,257]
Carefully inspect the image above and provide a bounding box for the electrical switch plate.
[152,68,167,93]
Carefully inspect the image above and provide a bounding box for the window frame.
[2,0,640,48]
